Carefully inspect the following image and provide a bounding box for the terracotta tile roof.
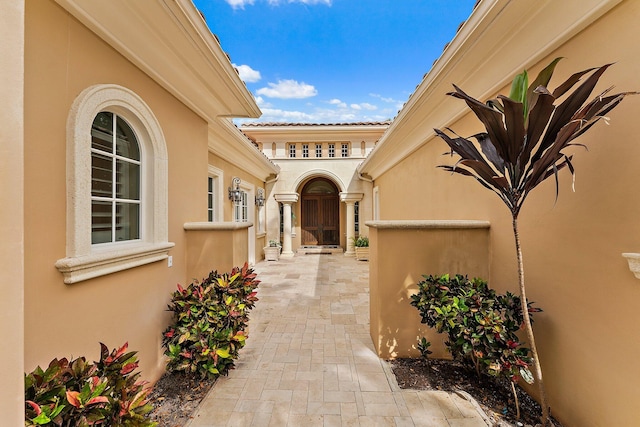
[240,121,392,127]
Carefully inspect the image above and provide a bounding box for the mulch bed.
[147,372,216,427]
[390,358,563,427]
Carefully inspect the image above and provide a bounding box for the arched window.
[56,84,173,284]
[91,112,141,244]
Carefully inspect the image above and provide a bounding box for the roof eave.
[54,0,261,121]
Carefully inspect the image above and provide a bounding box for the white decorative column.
[275,193,299,258]
[340,193,363,256]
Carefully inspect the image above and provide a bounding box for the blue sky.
[193,0,477,123]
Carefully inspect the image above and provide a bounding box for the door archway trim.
[293,169,346,193]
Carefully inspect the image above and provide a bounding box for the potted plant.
[263,240,281,261]
[352,236,369,261]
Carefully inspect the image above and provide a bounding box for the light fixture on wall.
[228,177,242,203]
[255,188,265,207]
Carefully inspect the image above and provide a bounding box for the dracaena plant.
[435,58,635,426]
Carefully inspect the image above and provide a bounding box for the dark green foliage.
[417,338,432,360]
[351,236,369,247]
[411,274,541,384]
[162,262,260,378]
[24,343,156,426]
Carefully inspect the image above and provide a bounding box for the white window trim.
[373,186,380,220]
[207,165,224,222]
[56,84,173,284]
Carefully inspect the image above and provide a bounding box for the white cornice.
[240,124,389,142]
[208,119,280,181]
[359,0,624,179]
[54,0,261,121]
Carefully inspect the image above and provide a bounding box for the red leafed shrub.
[25,342,156,426]
[162,262,260,378]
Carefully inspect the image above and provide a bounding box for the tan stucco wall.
[368,222,490,360]
[369,2,640,426]
[207,152,267,262]
[23,0,209,382]
[1,1,25,423]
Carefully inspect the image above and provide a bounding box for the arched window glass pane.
[116,116,140,160]
[91,112,141,244]
[303,180,337,194]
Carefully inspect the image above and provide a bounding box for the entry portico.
[241,122,389,256]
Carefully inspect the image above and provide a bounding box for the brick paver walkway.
[188,254,489,427]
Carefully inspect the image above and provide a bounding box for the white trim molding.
[56,84,173,284]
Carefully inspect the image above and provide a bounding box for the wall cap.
[365,220,490,229]
[184,221,253,231]
[622,253,640,279]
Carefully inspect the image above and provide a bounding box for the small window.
[328,144,335,158]
[355,201,360,233]
[302,144,309,158]
[315,144,322,158]
[341,143,349,158]
[91,112,141,245]
[207,176,216,221]
[235,191,249,223]
[289,144,296,158]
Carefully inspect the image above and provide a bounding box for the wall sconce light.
[255,188,265,207]
[228,177,242,203]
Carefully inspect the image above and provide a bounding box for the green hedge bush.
[410,274,541,384]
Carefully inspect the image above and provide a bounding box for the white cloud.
[267,0,331,5]
[253,96,273,108]
[233,64,261,83]
[370,93,404,110]
[256,79,318,99]
[328,99,347,109]
[225,0,255,9]
[227,0,330,7]
[350,103,377,111]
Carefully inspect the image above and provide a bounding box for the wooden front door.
[301,178,339,245]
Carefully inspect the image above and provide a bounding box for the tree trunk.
[512,216,550,426]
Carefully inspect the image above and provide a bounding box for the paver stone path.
[188,254,488,427]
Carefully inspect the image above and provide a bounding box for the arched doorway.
[300,178,340,245]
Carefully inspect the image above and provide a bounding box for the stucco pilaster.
[275,193,299,257]
[340,193,363,256]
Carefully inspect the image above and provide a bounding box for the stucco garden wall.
[23,0,210,382]
[366,2,640,425]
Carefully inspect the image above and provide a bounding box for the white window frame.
[207,165,224,222]
[289,143,296,158]
[315,144,322,158]
[302,144,309,158]
[90,112,142,245]
[341,143,349,158]
[328,143,335,158]
[56,84,173,284]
